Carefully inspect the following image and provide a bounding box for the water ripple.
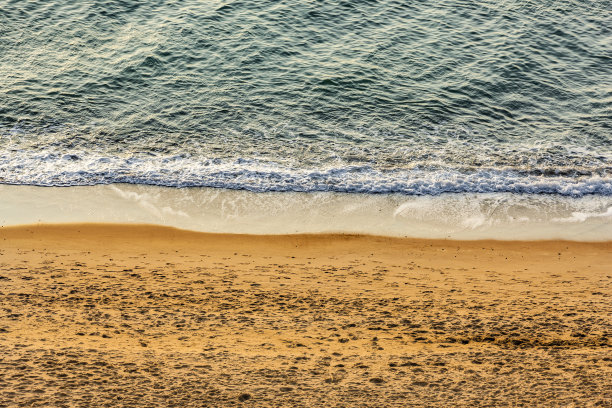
[0,0,609,193]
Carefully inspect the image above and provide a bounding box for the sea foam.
[0,151,610,197]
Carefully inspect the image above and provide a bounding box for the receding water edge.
[1,184,610,242]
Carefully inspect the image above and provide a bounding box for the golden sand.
[0,224,610,406]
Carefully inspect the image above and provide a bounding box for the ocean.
[1,0,610,239]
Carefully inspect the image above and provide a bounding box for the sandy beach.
[0,224,610,407]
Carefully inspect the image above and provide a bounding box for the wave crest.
[0,152,610,196]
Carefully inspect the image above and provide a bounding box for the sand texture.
[0,224,610,407]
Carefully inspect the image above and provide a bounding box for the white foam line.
[0,151,611,196]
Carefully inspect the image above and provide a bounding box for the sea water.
[0,1,610,239]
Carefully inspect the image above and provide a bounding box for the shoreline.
[3,221,612,244]
[2,184,612,241]
[1,223,610,406]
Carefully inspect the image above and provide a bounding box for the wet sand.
[0,224,610,407]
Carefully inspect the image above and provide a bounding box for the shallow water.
[1,184,611,241]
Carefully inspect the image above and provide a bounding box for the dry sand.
[0,224,610,407]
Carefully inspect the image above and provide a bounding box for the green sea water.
[0,0,610,195]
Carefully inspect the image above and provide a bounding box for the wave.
[0,152,610,196]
